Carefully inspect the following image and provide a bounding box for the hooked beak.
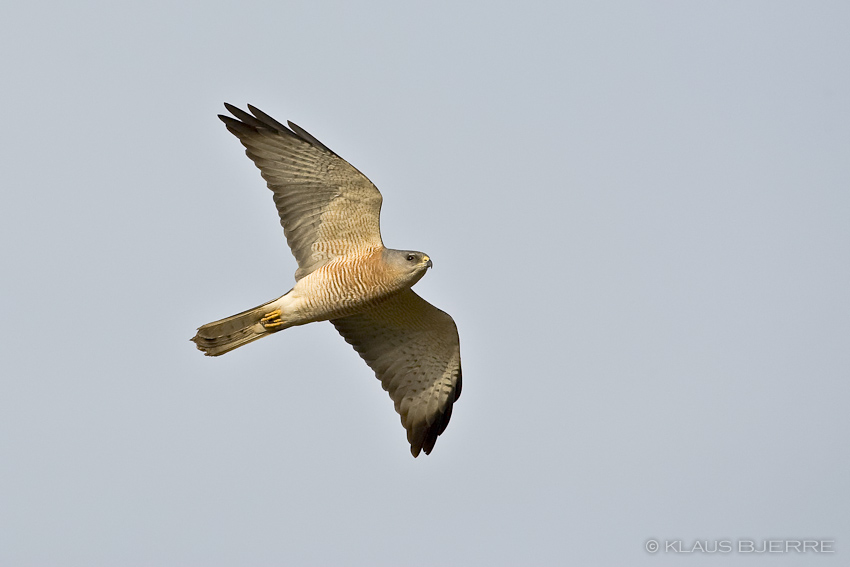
[425,257,433,269]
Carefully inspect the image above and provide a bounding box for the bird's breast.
[289,251,404,322]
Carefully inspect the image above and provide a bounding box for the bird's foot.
[260,309,284,329]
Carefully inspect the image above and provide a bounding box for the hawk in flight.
[192,104,462,457]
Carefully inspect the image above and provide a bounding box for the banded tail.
[192,296,288,356]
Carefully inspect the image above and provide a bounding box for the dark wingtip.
[406,400,456,457]
[218,115,255,138]
[218,103,337,156]
[247,104,290,132]
[286,121,338,156]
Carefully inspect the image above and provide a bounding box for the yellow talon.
[261,309,282,322]
[260,308,284,330]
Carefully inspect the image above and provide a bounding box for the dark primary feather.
[220,103,335,155]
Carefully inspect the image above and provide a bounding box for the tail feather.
[192,296,286,356]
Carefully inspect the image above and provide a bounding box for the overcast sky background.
[1,1,848,566]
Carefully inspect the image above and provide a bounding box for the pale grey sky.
[1,1,848,566]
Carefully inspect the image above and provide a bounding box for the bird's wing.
[220,104,384,281]
[331,290,462,457]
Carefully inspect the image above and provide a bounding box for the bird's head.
[384,249,432,287]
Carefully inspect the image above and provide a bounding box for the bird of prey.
[192,104,462,457]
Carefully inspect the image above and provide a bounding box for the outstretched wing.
[331,290,462,457]
[220,104,384,281]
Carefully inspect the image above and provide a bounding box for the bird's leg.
[260,309,284,329]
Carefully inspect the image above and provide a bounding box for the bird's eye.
[406,254,416,261]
